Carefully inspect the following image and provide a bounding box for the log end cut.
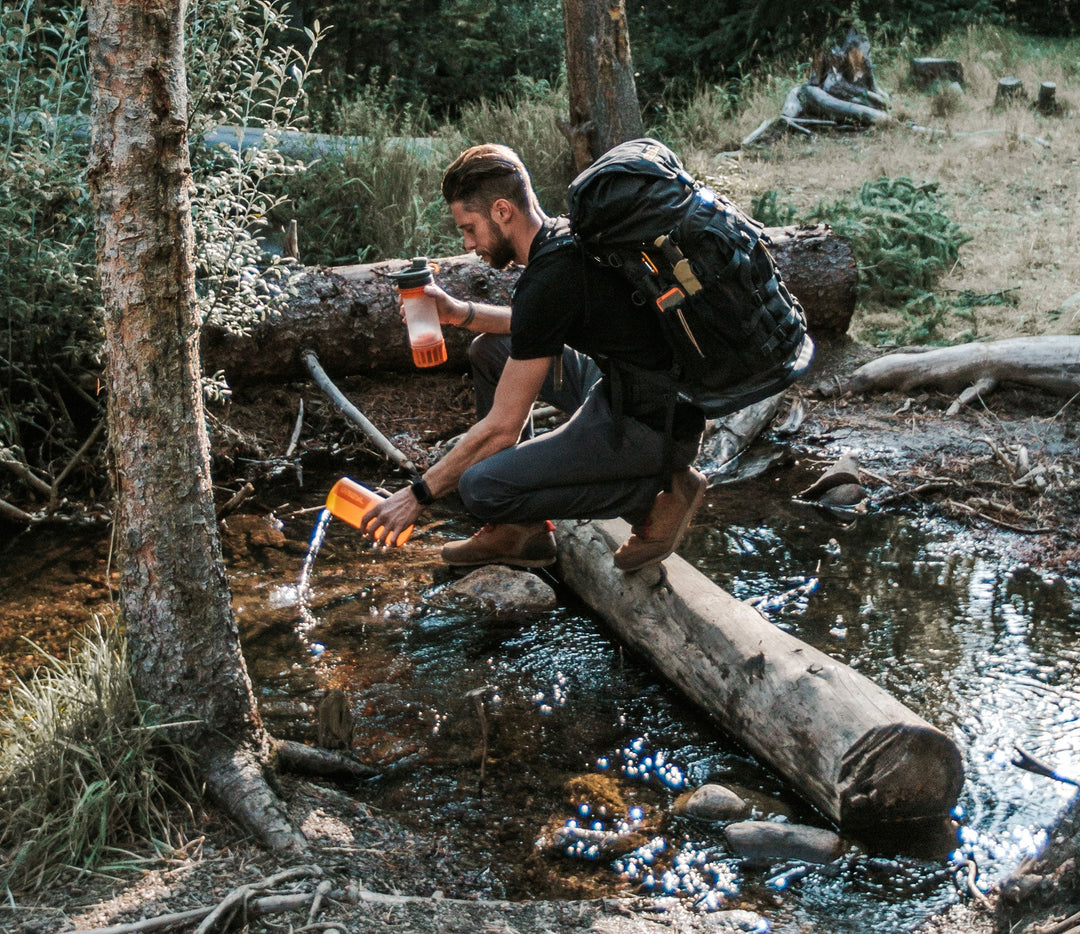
[838,724,963,828]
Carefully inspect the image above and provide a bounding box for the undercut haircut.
[441,144,538,215]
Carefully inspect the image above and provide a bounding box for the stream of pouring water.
[297,507,333,628]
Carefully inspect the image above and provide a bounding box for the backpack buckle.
[656,286,685,313]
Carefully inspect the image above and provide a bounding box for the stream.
[1,457,1076,932]
[232,462,1079,933]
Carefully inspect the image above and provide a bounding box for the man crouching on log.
[361,144,707,571]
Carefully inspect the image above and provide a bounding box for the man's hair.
[441,144,538,214]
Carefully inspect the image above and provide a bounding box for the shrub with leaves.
[0,622,198,892]
[0,0,324,506]
[0,0,101,478]
[807,176,972,342]
[186,0,324,336]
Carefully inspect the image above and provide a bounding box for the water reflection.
[234,479,1079,932]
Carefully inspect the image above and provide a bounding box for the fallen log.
[910,58,964,88]
[798,84,896,127]
[200,227,857,385]
[552,518,964,831]
[830,336,1080,399]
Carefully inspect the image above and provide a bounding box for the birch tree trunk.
[86,0,303,851]
[561,0,644,173]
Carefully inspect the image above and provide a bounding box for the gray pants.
[458,334,699,527]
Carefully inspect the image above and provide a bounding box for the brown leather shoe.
[441,521,557,568]
[614,467,707,572]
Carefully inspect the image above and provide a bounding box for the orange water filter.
[390,258,447,368]
[325,477,413,546]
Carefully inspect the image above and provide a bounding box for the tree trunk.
[86,0,303,851]
[202,226,857,386]
[560,0,644,173]
[553,518,964,831]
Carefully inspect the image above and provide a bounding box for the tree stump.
[996,76,1025,106]
[909,58,964,88]
[1036,82,1059,115]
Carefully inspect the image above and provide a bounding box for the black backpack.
[560,138,813,419]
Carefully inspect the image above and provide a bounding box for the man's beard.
[483,220,516,269]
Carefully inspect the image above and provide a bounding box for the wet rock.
[317,688,355,750]
[797,451,864,505]
[674,783,749,821]
[221,513,287,548]
[702,908,771,931]
[445,565,557,613]
[724,821,844,864]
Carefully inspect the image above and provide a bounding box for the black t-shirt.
[510,217,703,437]
[510,217,671,371]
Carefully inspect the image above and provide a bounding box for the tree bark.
[201,226,857,386]
[86,0,303,851]
[560,0,644,173]
[553,518,964,831]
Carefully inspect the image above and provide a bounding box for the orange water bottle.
[325,477,413,546]
[389,257,447,368]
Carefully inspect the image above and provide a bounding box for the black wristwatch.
[409,476,435,506]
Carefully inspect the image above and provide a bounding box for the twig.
[0,497,33,523]
[944,498,1051,534]
[973,436,1016,475]
[285,398,305,458]
[467,684,497,785]
[302,350,416,476]
[0,449,52,497]
[1030,908,1080,934]
[1012,745,1080,787]
[216,482,255,520]
[65,891,317,934]
[51,362,103,409]
[307,879,333,925]
[875,478,961,505]
[49,418,106,510]
[195,866,322,934]
[961,859,994,911]
[947,377,997,416]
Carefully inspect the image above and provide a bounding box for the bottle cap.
[388,257,436,290]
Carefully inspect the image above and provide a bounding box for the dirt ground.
[3,334,1078,934]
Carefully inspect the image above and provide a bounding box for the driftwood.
[200,226,857,385]
[831,336,1080,401]
[552,518,963,831]
[744,31,892,147]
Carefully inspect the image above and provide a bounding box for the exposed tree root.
[67,865,326,934]
[202,744,309,854]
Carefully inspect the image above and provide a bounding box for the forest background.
[2,0,1078,512]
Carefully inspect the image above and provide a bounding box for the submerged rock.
[444,565,557,613]
[724,821,844,864]
[703,908,771,931]
[674,783,749,821]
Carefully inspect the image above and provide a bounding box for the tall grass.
[0,621,198,893]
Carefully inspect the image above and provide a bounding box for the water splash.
[297,507,332,629]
